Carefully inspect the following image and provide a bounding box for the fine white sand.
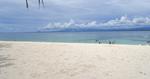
[0,41,150,79]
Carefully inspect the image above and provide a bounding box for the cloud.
[41,16,150,31]
[102,16,150,26]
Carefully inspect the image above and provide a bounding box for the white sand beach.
[0,41,150,79]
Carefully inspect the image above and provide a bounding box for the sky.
[0,0,150,32]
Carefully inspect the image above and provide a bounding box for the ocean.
[0,31,150,45]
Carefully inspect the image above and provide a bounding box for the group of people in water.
[95,40,150,45]
[95,40,115,44]
[146,41,150,45]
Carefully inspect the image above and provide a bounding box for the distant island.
[38,26,150,32]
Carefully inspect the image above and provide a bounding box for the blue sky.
[0,0,150,32]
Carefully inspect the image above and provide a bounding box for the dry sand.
[0,41,150,79]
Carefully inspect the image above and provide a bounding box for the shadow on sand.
[0,43,12,49]
[0,55,14,68]
[0,43,14,68]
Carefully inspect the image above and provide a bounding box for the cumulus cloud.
[41,16,150,31]
[102,16,150,26]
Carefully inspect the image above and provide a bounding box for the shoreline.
[0,40,149,46]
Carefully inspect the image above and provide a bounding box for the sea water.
[0,31,150,45]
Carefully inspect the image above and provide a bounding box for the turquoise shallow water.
[0,31,150,45]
